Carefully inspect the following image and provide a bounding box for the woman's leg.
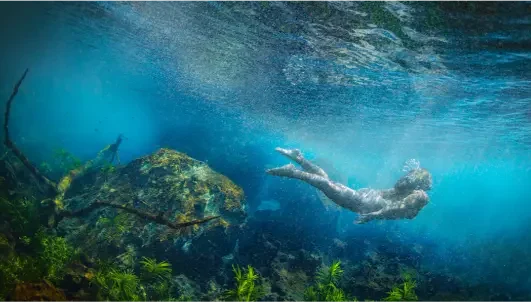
[274,148,329,178]
[267,163,364,212]
[266,163,357,206]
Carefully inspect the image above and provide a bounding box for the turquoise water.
[1,2,530,299]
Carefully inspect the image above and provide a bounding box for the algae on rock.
[58,148,247,285]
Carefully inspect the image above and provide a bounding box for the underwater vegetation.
[301,260,419,302]
[92,267,145,301]
[140,257,172,281]
[39,149,82,180]
[223,265,265,301]
[0,214,194,301]
[91,257,177,301]
[384,274,418,301]
[0,227,77,300]
[304,260,350,301]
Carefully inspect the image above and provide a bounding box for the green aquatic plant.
[0,230,78,297]
[92,267,145,301]
[0,252,44,299]
[101,163,117,176]
[223,264,265,301]
[39,161,53,174]
[132,256,176,300]
[116,245,136,269]
[304,260,350,301]
[140,257,172,281]
[146,277,181,301]
[97,212,132,246]
[384,273,418,301]
[0,234,10,256]
[152,279,171,299]
[304,286,350,301]
[0,196,39,237]
[37,148,83,180]
[0,196,76,285]
[116,245,137,270]
[38,231,77,282]
[53,148,82,174]
[317,260,343,286]
[92,256,179,301]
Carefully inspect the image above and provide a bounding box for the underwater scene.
[0,1,530,301]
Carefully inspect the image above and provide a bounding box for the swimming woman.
[266,148,433,224]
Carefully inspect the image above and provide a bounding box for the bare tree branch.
[3,69,58,194]
[60,199,220,229]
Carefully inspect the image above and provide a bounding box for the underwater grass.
[304,260,352,301]
[223,264,265,302]
[303,261,419,301]
[0,227,78,299]
[140,257,173,281]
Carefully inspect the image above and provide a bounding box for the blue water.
[1,1,531,295]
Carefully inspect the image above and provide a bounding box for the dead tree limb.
[60,199,220,229]
[2,69,120,207]
[3,68,58,194]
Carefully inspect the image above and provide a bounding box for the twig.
[3,69,58,194]
[61,199,221,230]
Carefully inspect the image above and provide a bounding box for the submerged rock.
[59,148,247,284]
[11,281,67,301]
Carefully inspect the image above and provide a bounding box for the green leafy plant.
[140,257,172,281]
[0,229,77,298]
[38,231,77,282]
[116,245,137,270]
[150,279,175,300]
[91,254,174,300]
[97,212,132,246]
[53,148,82,173]
[39,162,52,174]
[0,255,38,298]
[317,260,343,287]
[92,267,145,301]
[223,264,265,301]
[101,163,117,176]
[0,198,62,297]
[139,257,175,300]
[0,197,39,237]
[304,260,350,301]
[384,273,418,301]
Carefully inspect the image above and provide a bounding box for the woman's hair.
[394,168,432,192]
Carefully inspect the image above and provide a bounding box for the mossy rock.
[125,148,246,224]
[59,148,247,278]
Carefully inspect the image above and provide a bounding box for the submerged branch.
[53,137,122,210]
[61,199,221,229]
[3,69,58,194]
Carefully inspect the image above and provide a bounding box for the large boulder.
[59,148,247,285]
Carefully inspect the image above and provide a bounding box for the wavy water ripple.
[19,2,531,157]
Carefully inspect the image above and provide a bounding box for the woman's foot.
[275,147,303,162]
[274,147,329,178]
[266,163,297,177]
